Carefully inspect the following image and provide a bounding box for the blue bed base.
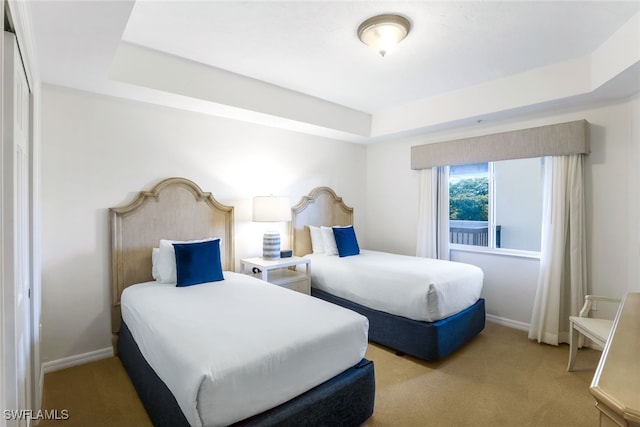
[312,288,486,361]
[118,322,375,426]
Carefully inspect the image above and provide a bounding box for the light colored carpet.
[40,322,601,426]
[363,322,600,427]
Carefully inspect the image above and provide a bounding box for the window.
[449,158,543,252]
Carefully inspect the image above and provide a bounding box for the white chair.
[567,295,621,371]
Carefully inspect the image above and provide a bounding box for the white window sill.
[450,244,541,260]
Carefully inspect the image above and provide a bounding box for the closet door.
[3,31,32,427]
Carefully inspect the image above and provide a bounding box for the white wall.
[366,95,639,325]
[40,84,366,363]
[40,82,639,362]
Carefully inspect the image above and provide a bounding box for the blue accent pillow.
[332,226,360,257]
[172,239,224,287]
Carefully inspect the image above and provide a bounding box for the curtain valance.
[411,120,589,170]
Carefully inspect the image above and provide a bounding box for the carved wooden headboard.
[109,177,234,340]
[290,187,353,257]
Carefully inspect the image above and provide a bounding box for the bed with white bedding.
[121,273,368,427]
[110,178,375,426]
[291,186,486,361]
[306,250,483,322]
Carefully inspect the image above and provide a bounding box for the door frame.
[2,0,42,422]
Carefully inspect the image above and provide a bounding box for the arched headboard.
[109,177,234,340]
[290,186,353,257]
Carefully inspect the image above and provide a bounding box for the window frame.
[449,160,542,259]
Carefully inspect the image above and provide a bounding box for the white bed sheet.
[306,250,483,322]
[121,272,368,427]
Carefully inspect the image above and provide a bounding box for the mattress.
[305,250,483,322]
[120,272,369,427]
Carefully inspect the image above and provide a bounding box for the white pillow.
[321,226,339,256]
[151,247,160,280]
[308,225,325,254]
[157,238,219,283]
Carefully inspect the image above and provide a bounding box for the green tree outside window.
[450,177,488,220]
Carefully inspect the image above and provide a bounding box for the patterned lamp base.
[262,232,281,259]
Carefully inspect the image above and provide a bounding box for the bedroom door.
[2,31,32,427]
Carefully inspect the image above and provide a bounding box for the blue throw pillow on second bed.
[332,225,360,257]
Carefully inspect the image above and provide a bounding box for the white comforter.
[121,272,368,427]
[306,250,483,322]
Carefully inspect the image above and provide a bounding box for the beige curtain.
[416,167,450,260]
[528,155,587,345]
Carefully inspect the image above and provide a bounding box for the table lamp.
[252,196,291,259]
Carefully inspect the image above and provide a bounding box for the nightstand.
[240,256,311,295]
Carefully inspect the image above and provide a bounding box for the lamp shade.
[252,196,291,222]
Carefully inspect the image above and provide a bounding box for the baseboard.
[486,315,595,348]
[486,314,529,331]
[42,347,114,374]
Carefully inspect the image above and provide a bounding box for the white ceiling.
[26,1,640,142]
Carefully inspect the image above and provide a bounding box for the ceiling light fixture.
[357,14,411,57]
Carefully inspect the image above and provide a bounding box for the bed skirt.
[118,321,375,426]
[312,288,485,361]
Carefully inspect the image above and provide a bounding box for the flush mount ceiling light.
[357,14,411,57]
